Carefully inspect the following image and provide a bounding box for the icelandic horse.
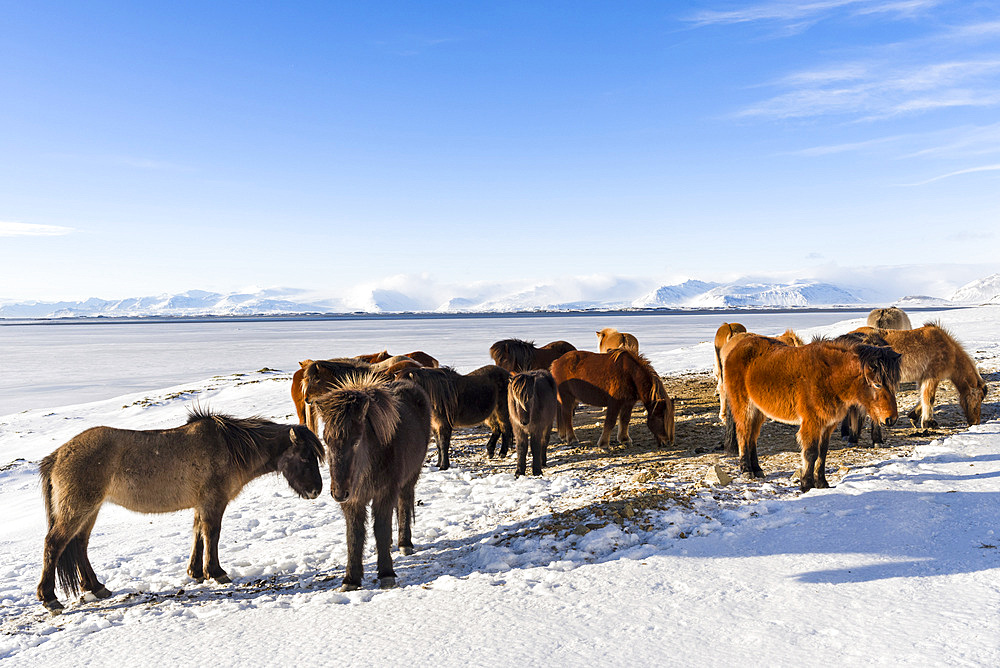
[714,324,805,421]
[489,338,577,373]
[866,307,912,330]
[850,323,988,430]
[550,349,674,449]
[37,411,324,612]
[722,335,901,491]
[507,369,559,477]
[596,328,639,353]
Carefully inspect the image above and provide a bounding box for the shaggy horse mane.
[186,408,283,467]
[314,374,401,447]
[608,348,668,402]
[489,338,537,371]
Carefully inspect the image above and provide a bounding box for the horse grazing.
[311,376,431,591]
[852,323,988,428]
[596,327,639,353]
[550,349,674,449]
[867,307,912,330]
[489,338,577,373]
[722,335,900,491]
[507,370,558,477]
[396,365,512,469]
[36,410,324,613]
[294,358,373,434]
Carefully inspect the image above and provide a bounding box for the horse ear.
[300,360,313,368]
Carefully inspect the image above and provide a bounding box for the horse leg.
[529,428,544,476]
[373,495,397,589]
[796,421,823,492]
[870,417,885,445]
[717,375,728,422]
[557,396,578,444]
[36,504,100,612]
[396,475,418,556]
[341,500,368,591]
[188,511,206,581]
[199,500,231,584]
[911,379,940,428]
[436,424,452,469]
[740,410,766,478]
[75,514,111,599]
[841,406,862,444]
[514,426,529,477]
[814,424,835,489]
[597,403,619,448]
[616,402,634,446]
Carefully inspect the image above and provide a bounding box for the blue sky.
[2,1,999,301]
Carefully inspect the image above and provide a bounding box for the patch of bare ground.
[442,370,1000,534]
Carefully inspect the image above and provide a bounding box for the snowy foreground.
[1,308,999,666]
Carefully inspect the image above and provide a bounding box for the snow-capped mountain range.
[2,274,998,318]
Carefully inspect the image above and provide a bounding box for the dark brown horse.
[293,358,374,434]
[489,338,577,373]
[507,370,558,477]
[396,365,512,469]
[550,349,675,449]
[36,410,324,613]
[852,323,988,429]
[311,375,431,591]
[722,335,901,491]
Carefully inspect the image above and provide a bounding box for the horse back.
[551,350,632,407]
[878,324,976,384]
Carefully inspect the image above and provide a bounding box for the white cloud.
[902,163,1000,186]
[0,222,74,237]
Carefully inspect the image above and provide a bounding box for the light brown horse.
[489,338,577,373]
[357,350,439,367]
[867,307,912,330]
[715,325,805,421]
[851,323,988,428]
[550,349,675,448]
[507,369,558,477]
[294,358,374,434]
[722,335,901,491]
[37,410,324,613]
[596,327,639,353]
[311,375,431,591]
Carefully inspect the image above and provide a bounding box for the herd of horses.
[36,314,989,611]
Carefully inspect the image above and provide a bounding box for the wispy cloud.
[0,222,75,237]
[737,59,1000,120]
[687,0,942,30]
[902,163,1000,186]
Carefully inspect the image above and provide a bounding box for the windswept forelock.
[315,384,401,448]
[856,344,902,390]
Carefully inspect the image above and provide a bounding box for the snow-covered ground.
[1,307,999,666]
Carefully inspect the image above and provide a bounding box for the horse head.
[960,376,988,425]
[646,397,675,447]
[857,344,902,428]
[277,426,324,499]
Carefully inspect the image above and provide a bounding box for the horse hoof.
[213,574,232,585]
[339,583,361,592]
[43,599,64,614]
[379,577,397,590]
[400,546,414,556]
[923,419,939,429]
[92,586,112,599]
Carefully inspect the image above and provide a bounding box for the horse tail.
[508,374,533,425]
[722,404,739,456]
[40,453,84,597]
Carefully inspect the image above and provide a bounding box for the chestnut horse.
[357,351,439,367]
[489,338,577,373]
[851,323,988,429]
[715,326,805,421]
[722,335,901,491]
[507,369,558,477]
[37,410,324,612]
[311,375,431,591]
[867,307,912,330]
[596,328,639,353]
[550,349,674,449]
[396,365,512,470]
